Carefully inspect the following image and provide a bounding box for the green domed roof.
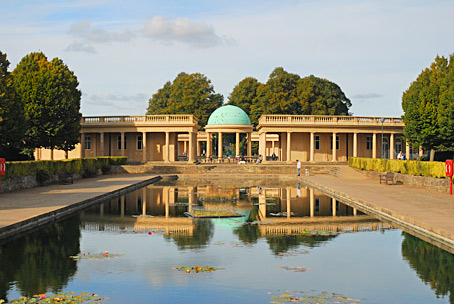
[207,105,251,125]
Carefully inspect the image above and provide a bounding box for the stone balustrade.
[82,115,198,125]
[259,115,404,126]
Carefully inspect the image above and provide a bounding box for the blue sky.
[2,0,454,117]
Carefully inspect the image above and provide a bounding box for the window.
[366,136,372,150]
[117,135,127,150]
[137,135,143,150]
[84,136,91,150]
[315,136,320,150]
[331,135,340,150]
[315,198,320,212]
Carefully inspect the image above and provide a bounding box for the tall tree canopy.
[147,72,223,127]
[402,54,454,151]
[12,52,82,157]
[228,67,351,126]
[0,51,26,160]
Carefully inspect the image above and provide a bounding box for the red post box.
[0,158,5,193]
[446,159,453,177]
[446,159,453,195]
[0,158,5,176]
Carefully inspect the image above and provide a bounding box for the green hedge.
[3,157,127,180]
[348,157,445,178]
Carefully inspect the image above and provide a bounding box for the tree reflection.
[0,216,81,301]
[164,219,214,250]
[266,234,337,255]
[233,224,261,244]
[401,232,454,303]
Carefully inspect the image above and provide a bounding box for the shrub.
[36,169,51,185]
[3,157,127,180]
[348,157,445,178]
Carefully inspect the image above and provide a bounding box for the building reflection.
[80,184,392,252]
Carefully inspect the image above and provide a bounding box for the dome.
[207,105,251,125]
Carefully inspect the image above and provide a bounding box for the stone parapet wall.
[361,170,450,194]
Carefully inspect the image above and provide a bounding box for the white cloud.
[65,41,97,54]
[69,20,136,43]
[142,16,228,48]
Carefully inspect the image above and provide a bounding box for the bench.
[177,156,188,161]
[379,172,394,185]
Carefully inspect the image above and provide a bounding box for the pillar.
[247,133,252,157]
[100,132,104,156]
[309,188,314,217]
[287,132,291,163]
[406,142,410,160]
[207,133,212,157]
[353,133,358,157]
[189,132,195,162]
[310,132,315,162]
[353,208,357,216]
[197,140,201,157]
[419,146,423,159]
[332,197,336,217]
[390,133,394,159]
[80,133,85,158]
[372,133,377,159]
[236,132,240,156]
[120,132,125,157]
[286,187,291,218]
[165,132,170,162]
[259,132,266,160]
[332,132,337,161]
[218,132,223,158]
[142,132,147,162]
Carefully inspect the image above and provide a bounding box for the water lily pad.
[277,266,310,272]
[2,292,107,303]
[69,252,124,261]
[269,290,363,303]
[172,265,224,273]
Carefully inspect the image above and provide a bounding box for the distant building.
[35,105,413,162]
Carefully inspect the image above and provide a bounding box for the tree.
[227,77,262,124]
[402,54,454,153]
[147,72,223,127]
[0,51,26,160]
[12,52,82,158]
[228,67,351,126]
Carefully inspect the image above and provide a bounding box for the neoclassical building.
[35,105,412,163]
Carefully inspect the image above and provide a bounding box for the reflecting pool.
[1,180,453,303]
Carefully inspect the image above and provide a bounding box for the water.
[1,179,453,303]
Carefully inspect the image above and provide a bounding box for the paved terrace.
[0,174,161,242]
[299,166,454,252]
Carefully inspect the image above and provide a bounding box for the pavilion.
[34,105,412,162]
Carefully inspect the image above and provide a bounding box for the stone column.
[287,132,292,163]
[309,188,314,217]
[218,132,223,158]
[247,133,252,157]
[120,132,125,156]
[188,132,195,162]
[142,132,147,163]
[332,197,336,217]
[165,132,170,162]
[236,132,240,156]
[332,132,337,161]
[353,208,357,216]
[197,139,201,157]
[310,132,315,162]
[372,133,377,159]
[258,132,266,161]
[207,132,212,157]
[353,133,358,157]
[390,133,395,159]
[100,132,104,156]
[80,133,85,158]
[419,146,423,158]
[406,142,410,160]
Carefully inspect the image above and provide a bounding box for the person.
[183,151,187,157]
[397,151,403,160]
[296,159,301,176]
[271,153,277,160]
[256,155,263,164]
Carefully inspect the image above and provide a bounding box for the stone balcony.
[258,115,404,126]
[81,115,198,126]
